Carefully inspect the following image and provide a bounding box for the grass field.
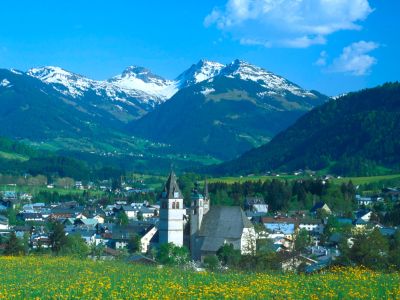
[0,185,105,197]
[208,173,400,186]
[0,256,399,299]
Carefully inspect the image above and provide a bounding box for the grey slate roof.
[197,206,253,253]
[198,206,252,239]
[162,172,182,199]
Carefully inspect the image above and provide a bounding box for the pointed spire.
[163,171,182,199]
[204,178,209,199]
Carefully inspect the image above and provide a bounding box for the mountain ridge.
[127,60,328,160]
[208,82,400,176]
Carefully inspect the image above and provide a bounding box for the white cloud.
[205,0,373,48]
[329,41,379,76]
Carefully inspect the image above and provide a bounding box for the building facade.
[158,172,185,247]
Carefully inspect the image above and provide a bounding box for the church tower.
[159,172,185,247]
[190,180,210,259]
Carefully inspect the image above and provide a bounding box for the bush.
[204,255,219,271]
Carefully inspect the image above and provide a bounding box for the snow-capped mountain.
[27,66,97,98]
[175,60,224,89]
[27,66,173,106]
[129,60,328,160]
[26,59,323,128]
[217,59,318,98]
[176,59,319,99]
[108,66,177,99]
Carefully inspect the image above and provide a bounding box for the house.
[262,217,297,235]
[17,212,44,222]
[355,195,382,206]
[128,254,157,265]
[139,206,157,219]
[93,214,105,224]
[110,224,154,250]
[71,230,97,245]
[336,217,353,226]
[281,254,317,272]
[310,202,332,215]
[113,205,138,219]
[1,191,19,209]
[298,219,324,234]
[31,234,51,249]
[379,227,397,237]
[49,208,75,220]
[355,210,373,222]
[140,226,157,253]
[382,188,400,202]
[244,197,268,214]
[74,218,98,230]
[0,215,9,230]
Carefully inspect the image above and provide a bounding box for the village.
[0,172,399,273]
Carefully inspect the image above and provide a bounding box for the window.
[172,202,176,209]
[176,202,180,209]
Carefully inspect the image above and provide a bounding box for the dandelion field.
[0,257,399,299]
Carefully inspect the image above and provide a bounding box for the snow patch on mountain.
[10,69,23,75]
[0,79,11,88]
[331,93,348,100]
[200,87,215,96]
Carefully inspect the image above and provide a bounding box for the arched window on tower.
[176,202,180,209]
[172,202,176,209]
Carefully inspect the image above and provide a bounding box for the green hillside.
[210,83,400,176]
[128,76,327,160]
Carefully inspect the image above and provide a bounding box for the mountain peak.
[218,60,316,98]
[115,65,168,84]
[27,66,91,97]
[176,59,224,89]
[27,66,80,79]
[109,66,176,99]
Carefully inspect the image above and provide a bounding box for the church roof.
[162,172,182,199]
[198,206,252,239]
[197,206,253,252]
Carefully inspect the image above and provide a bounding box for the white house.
[298,219,324,234]
[140,226,157,253]
[0,215,9,230]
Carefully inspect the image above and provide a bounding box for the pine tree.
[49,222,68,254]
[4,232,24,256]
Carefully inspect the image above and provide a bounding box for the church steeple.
[159,171,185,247]
[204,178,209,199]
[203,178,210,214]
[162,171,182,199]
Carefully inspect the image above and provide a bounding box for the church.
[158,172,256,261]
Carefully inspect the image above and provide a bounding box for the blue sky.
[0,0,398,96]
